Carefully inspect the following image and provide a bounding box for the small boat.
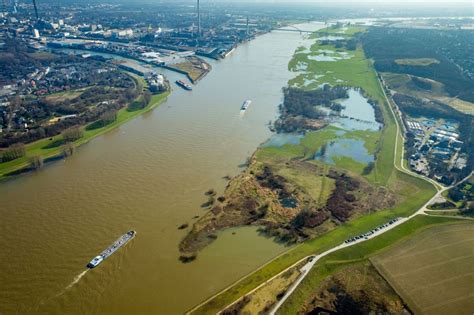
[176,80,193,91]
[241,100,252,112]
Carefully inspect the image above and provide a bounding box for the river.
[0,22,326,314]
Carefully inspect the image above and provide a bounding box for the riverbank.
[0,74,170,180]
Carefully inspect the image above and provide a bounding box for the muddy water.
[0,23,325,314]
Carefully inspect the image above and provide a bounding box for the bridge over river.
[275,25,315,34]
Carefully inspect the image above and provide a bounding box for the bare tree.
[143,91,152,106]
[61,142,76,158]
[29,155,44,170]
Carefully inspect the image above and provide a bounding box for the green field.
[313,25,368,37]
[43,88,87,103]
[371,223,474,315]
[277,216,470,314]
[382,72,474,115]
[394,58,440,66]
[0,75,170,180]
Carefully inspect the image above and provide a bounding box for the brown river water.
[0,22,324,314]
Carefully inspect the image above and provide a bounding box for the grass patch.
[394,58,440,66]
[277,167,335,208]
[43,88,87,103]
[382,72,474,115]
[240,264,302,314]
[26,51,58,61]
[371,223,474,314]
[312,26,367,37]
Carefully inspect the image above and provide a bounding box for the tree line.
[361,27,474,102]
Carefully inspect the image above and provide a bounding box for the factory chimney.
[246,16,249,36]
[197,0,201,37]
[32,0,39,20]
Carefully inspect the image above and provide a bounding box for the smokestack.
[246,16,249,36]
[32,0,39,20]
[197,0,201,37]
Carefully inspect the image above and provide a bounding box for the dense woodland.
[0,38,56,85]
[275,85,347,132]
[361,27,474,102]
[0,76,137,148]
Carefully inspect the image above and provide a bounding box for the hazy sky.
[210,0,473,4]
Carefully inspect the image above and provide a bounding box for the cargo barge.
[87,230,136,269]
[175,80,193,91]
[241,100,252,112]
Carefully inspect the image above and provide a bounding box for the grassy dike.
[0,74,170,180]
[188,26,439,314]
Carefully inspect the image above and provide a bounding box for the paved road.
[268,217,409,315]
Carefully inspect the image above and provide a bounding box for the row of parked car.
[344,217,402,244]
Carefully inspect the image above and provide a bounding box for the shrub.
[29,155,44,170]
[127,99,146,111]
[143,91,152,105]
[100,110,118,126]
[2,143,26,162]
[61,142,76,158]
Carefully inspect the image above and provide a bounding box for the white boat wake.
[54,269,89,298]
[66,270,88,290]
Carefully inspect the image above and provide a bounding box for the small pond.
[294,61,307,72]
[314,138,374,165]
[280,197,298,208]
[263,133,303,147]
[331,89,382,131]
